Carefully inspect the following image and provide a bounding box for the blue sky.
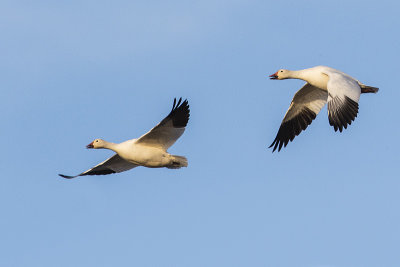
[1,0,399,266]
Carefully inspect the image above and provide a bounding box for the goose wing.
[136,98,190,150]
[59,154,139,179]
[326,72,361,132]
[270,83,328,152]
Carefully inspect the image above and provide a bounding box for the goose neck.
[102,141,118,151]
[288,70,308,81]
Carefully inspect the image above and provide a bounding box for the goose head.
[87,139,106,149]
[269,69,290,80]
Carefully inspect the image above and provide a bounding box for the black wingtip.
[172,97,183,110]
[173,98,177,109]
[58,174,77,179]
[328,96,358,133]
[176,97,182,107]
[268,140,278,153]
[269,107,316,153]
[168,97,190,128]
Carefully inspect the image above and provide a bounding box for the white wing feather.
[325,71,361,132]
[136,98,190,150]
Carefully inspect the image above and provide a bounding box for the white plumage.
[269,66,378,152]
[59,98,190,178]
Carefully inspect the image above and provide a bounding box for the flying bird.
[59,98,190,178]
[268,66,378,152]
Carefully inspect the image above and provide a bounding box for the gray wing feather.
[59,154,138,179]
[136,98,190,149]
[270,83,328,152]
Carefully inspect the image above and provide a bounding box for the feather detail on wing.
[59,154,138,179]
[270,83,328,152]
[136,98,190,149]
[327,95,358,132]
[326,72,361,132]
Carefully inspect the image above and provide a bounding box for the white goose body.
[59,98,190,178]
[111,140,172,167]
[284,66,330,90]
[269,66,378,152]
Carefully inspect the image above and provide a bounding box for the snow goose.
[268,66,378,152]
[59,98,190,178]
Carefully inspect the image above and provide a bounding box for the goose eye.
[280,70,283,73]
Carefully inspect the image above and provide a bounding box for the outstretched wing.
[136,98,190,149]
[270,83,328,152]
[326,72,361,132]
[59,154,139,179]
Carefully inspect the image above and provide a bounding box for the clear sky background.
[1,0,399,266]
